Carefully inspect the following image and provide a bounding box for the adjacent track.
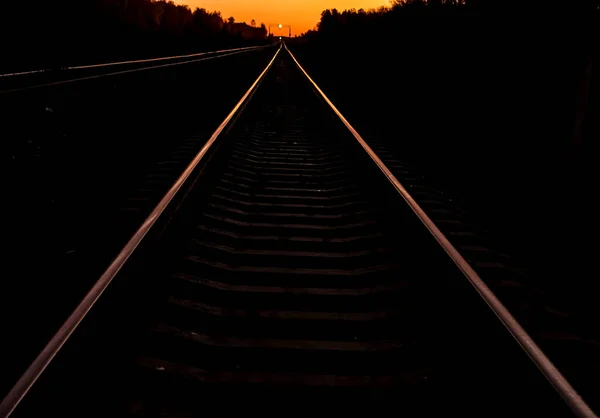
[0,44,271,94]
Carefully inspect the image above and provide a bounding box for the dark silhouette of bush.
[287,0,599,341]
[291,0,597,159]
[1,0,269,72]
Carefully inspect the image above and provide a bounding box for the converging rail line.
[0,44,270,78]
[0,44,273,94]
[0,43,596,417]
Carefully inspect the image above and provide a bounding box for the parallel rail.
[0,44,282,418]
[0,44,270,78]
[0,43,595,417]
[0,44,274,94]
[285,44,596,418]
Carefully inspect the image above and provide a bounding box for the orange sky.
[173,0,390,36]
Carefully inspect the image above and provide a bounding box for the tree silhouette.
[288,0,599,307]
[0,0,270,72]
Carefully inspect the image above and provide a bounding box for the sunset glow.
[173,0,390,36]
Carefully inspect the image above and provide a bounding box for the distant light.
[278,24,283,29]
[279,36,282,40]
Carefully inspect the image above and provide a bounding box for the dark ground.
[2,46,277,398]
[288,35,600,410]
[288,35,598,313]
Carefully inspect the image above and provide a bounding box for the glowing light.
[278,24,283,29]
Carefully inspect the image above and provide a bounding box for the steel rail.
[0,46,272,94]
[0,44,282,418]
[284,43,597,418]
[0,44,269,78]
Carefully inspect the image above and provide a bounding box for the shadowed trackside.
[2,45,594,418]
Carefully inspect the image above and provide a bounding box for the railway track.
[0,44,272,93]
[1,44,595,417]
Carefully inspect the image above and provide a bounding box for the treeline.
[1,0,269,72]
[292,0,597,162]
[300,0,597,45]
[287,0,598,308]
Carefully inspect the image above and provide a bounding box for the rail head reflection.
[283,43,596,418]
[0,46,282,418]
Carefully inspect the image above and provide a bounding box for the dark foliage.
[289,0,598,300]
[1,0,269,72]
[289,2,599,406]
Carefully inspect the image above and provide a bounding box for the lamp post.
[268,23,292,38]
